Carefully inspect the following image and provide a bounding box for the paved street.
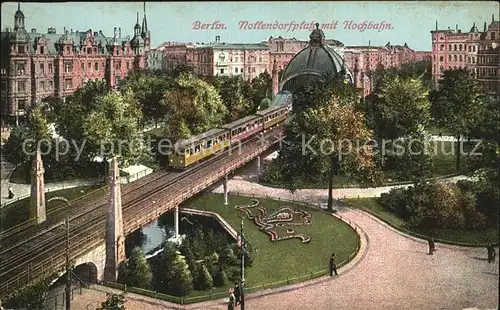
[68,175,498,310]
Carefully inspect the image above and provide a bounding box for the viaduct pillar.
[104,157,125,282]
[224,174,229,205]
[174,206,179,238]
[30,149,46,224]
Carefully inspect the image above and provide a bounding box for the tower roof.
[15,2,24,19]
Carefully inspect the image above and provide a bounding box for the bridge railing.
[0,127,282,296]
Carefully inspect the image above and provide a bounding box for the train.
[169,99,292,170]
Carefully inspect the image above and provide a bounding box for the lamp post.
[237,211,246,310]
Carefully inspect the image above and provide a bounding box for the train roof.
[174,128,228,150]
[255,104,288,116]
[221,115,260,130]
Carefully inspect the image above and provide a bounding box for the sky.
[1,1,498,51]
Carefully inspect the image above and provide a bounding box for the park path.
[69,173,498,310]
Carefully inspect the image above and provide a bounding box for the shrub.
[213,267,228,287]
[194,264,213,290]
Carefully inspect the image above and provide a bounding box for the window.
[64,62,72,73]
[87,47,92,54]
[81,63,85,71]
[473,46,476,52]
[40,46,45,54]
[454,44,457,51]
[468,57,471,63]
[126,62,130,70]
[220,69,224,74]
[16,63,25,75]
[17,80,26,92]
[492,32,496,40]
[18,45,25,53]
[252,67,256,73]
[240,68,243,73]
[66,46,70,53]
[95,62,99,71]
[65,78,73,90]
[468,46,471,52]
[18,99,27,109]
[454,55,457,61]
[88,62,92,71]
[248,67,251,73]
[49,80,53,90]
[234,67,238,73]
[48,63,53,74]
[459,55,462,62]
[39,63,44,74]
[40,81,45,90]
[448,55,452,61]
[448,44,451,50]
[259,57,262,62]
[459,44,462,51]
[440,44,444,51]
[439,56,444,61]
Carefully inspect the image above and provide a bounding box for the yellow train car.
[169,128,230,169]
[255,104,288,130]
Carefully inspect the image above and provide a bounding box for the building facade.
[431,15,499,100]
[0,4,151,125]
[162,36,270,81]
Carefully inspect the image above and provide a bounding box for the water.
[140,219,173,254]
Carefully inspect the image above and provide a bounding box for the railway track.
[0,126,283,295]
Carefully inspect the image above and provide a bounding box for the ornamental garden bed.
[185,193,360,290]
[345,198,499,245]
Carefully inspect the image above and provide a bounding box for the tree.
[2,272,57,310]
[96,293,126,310]
[429,69,485,171]
[250,72,273,112]
[121,71,172,127]
[152,242,193,296]
[366,76,431,140]
[2,106,51,165]
[213,266,229,287]
[83,89,144,165]
[194,264,213,290]
[211,75,253,122]
[162,73,228,139]
[117,247,153,289]
[124,228,147,258]
[278,75,383,211]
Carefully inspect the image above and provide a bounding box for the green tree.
[250,72,273,112]
[429,69,485,171]
[162,73,228,139]
[121,71,172,127]
[117,247,153,289]
[152,242,193,296]
[96,292,126,310]
[212,267,229,287]
[2,272,57,310]
[83,89,144,165]
[2,106,51,165]
[366,76,430,139]
[278,75,383,211]
[211,75,253,122]
[124,228,147,258]
[194,263,213,290]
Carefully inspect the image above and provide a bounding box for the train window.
[195,145,200,153]
[232,130,236,136]
[207,140,212,148]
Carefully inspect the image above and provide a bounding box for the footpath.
[68,173,498,310]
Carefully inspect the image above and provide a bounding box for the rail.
[0,126,284,296]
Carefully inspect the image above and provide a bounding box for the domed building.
[278,23,353,94]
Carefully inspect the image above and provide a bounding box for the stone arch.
[72,262,98,284]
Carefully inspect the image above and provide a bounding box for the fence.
[102,192,361,305]
[0,178,104,208]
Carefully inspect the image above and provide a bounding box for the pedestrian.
[227,288,235,310]
[428,237,435,255]
[329,253,338,276]
[233,283,241,306]
[7,186,14,199]
[487,244,496,263]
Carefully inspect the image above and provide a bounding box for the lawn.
[184,193,360,289]
[345,198,499,244]
[0,185,106,231]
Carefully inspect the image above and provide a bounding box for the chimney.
[71,29,73,34]
[114,27,117,36]
[94,31,98,37]
[119,27,121,38]
[368,40,371,46]
[64,27,66,34]
[215,36,220,44]
[455,24,458,31]
[31,28,36,33]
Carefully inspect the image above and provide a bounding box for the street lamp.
[237,210,246,310]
